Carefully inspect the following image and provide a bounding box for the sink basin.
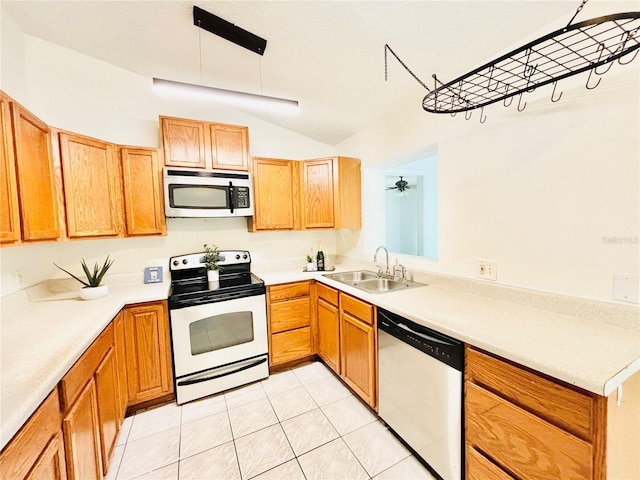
[323,270,427,294]
[324,270,378,283]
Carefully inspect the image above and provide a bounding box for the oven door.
[170,294,267,378]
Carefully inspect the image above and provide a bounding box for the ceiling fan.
[386,176,416,193]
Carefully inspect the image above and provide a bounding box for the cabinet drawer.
[317,282,338,306]
[466,382,592,480]
[268,281,310,302]
[271,327,313,365]
[466,347,594,440]
[341,293,373,325]
[270,297,311,333]
[467,446,514,480]
[60,323,114,411]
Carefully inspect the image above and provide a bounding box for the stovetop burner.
[168,250,265,309]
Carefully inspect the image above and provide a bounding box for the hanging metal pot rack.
[384,1,640,122]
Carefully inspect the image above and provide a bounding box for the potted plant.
[203,244,220,281]
[54,256,114,300]
[305,254,315,272]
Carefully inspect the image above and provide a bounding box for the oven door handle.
[177,356,267,386]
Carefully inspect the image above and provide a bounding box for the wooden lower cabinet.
[124,300,174,406]
[94,347,120,476]
[316,283,340,373]
[0,388,66,480]
[113,312,128,423]
[339,292,376,409]
[267,281,314,366]
[62,379,102,480]
[465,346,606,480]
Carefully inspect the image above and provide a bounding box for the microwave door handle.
[228,181,234,214]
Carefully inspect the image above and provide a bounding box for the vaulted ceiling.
[3,1,634,145]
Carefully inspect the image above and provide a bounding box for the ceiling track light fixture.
[152,5,299,113]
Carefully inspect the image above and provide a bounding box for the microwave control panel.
[236,187,251,208]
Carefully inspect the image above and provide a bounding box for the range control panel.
[169,250,251,271]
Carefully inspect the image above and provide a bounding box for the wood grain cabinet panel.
[160,116,206,168]
[120,147,166,236]
[267,281,314,367]
[317,296,340,373]
[466,447,515,480]
[210,124,249,170]
[11,102,59,241]
[124,301,173,405]
[59,132,123,238]
[301,158,335,228]
[62,379,102,480]
[0,388,66,480]
[114,312,128,423]
[251,157,298,230]
[340,307,376,408]
[0,94,21,243]
[94,347,120,476]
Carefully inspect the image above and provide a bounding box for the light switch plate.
[613,274,639,304]
[144,266,163,284]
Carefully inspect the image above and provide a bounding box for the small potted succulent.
[54,256,114,300]
[305,254,315,272]
[203,244,221,281]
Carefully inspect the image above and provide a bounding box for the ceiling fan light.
[152,78,300,114]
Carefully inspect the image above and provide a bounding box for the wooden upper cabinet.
[160,116,249,170]
[120,147,166,236]
[301,158,335,228]
[210,124,249,170]
[251,157,298,230]
[59,132,123,238]
[10,102,60,241]
[0,95,21,244]
[160,116,206,168]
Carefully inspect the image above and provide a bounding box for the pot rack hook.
[479,107,487,124]
[487,66,499,92]
[465,109,473,120]
[594,45,616,75]
[517,92,527,112]
[585,66,602,90]
[550,81,563,102]
[503,85,514,107]
[618,31,640,64]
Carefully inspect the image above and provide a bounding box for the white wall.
[336,64,640,302]
[0,25,338,295]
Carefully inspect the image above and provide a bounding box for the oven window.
[189,311,254,355]
[170,184,230,209]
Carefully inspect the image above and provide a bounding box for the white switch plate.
[476,260,497,281]
[613,274,639,304]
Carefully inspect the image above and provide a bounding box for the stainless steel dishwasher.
[378,307,463,480]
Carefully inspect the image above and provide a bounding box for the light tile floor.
[107,361,437,480]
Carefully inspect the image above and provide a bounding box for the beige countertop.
[0,276,170,450]
[1,262,638,452]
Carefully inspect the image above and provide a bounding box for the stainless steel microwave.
[163,167,254,218]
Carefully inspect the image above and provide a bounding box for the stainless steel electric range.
[168,250,268,405]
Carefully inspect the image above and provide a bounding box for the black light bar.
[193,5,267,56]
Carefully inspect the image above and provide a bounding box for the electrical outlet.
[476,260,497,281]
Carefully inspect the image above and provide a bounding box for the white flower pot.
[207,270,219,282]
[80,285,108,300]
[306,262,315,272]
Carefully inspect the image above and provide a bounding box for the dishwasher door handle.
[381,315,455,346]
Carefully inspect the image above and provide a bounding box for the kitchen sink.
[323,270,427,294]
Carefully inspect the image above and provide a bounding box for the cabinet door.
[317,297,340,373]
[94,347,120,476]
[271,327,313,366]
[124,301,173,405]
[252,158,297,230]
[161,117,206,168]
[120,147,166,236]
[0,388,66,480]
[25,431,66,480]
[301,158,335,229]
[59,132,123,238]
[210,124,248,170]
[0,95,21,243]
[114,312,128,422]
[11,103,59,241]
[62,379,102,480]
[340,311,376,408]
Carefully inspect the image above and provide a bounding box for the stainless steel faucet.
[374,245,390,277]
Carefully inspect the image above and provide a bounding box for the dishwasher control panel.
[378,308,463,371]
